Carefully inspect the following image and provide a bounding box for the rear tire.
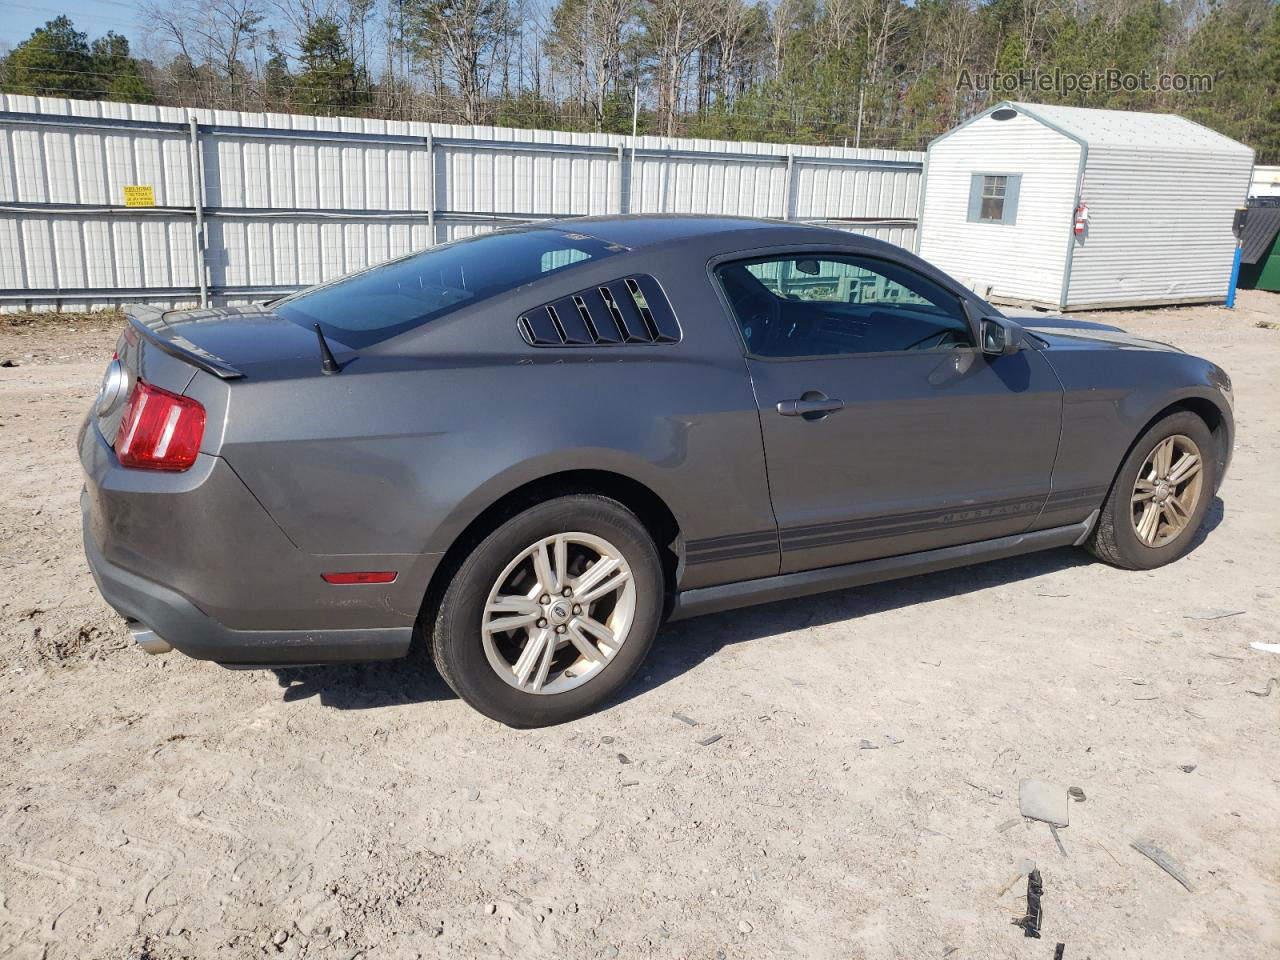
[1086,410,1216,570]
[431,494,663,728]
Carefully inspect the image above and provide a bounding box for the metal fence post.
[616,144,626,214]
[782,152,795,221]
[187,116,209,307]
[426,132,437,246]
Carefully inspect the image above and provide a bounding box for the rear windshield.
[273,227,622,348]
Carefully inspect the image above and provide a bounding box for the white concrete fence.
[0,95,924,312]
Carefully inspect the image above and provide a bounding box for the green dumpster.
[1239,206,1280,293]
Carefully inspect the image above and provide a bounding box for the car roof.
[538,214,871,252]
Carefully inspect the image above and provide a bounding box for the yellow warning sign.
[122,185,155,207]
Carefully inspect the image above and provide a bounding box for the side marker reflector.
[321,571,398,585]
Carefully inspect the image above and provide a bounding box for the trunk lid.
[95,304,344,449]
[125,303,350,378]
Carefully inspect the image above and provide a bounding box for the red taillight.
[321,571,398,585]
[114,380,206,471]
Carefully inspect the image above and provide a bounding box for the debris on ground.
[996,872,1022,899]
[964,778,1003,799]
[1130,839,1195,892]
[1019,779,1069,827]
[995,818,1022,833]
[859,739,880,750]
[884,733,905,745]
[996,859,1036,898]
[465,787,479,802]
[697,733,722,747]
[1054,943,1066,960]
[1185,609,1246,621]
[1049,824,1067,857]
[1093,840,1123,867]
[672,712,698,726]
[1067,786,1086,802]
[1180,764,1198,773]
[1249,642,1280,655]
[1246,678,1277,697]
[617,753,631,764]
[1012,868,1044,938]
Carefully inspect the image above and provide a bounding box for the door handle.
[776,395,845,418]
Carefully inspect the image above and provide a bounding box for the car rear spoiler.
[126,305,245,380]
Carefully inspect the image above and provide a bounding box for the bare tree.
[849,0,908,85]
[407,0,510,122]
[769,0,806,80]
[143,0,266,103]
[547,0,635,127]
[639,0,714,134]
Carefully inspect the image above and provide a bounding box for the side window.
[716,255,973,358]
[540,248,591,273]
[967,173,1022,224]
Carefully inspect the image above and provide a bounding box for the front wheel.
[1086,410,1216,570]
[430,495,663,727]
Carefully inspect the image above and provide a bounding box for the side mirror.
[980,316,1024,356]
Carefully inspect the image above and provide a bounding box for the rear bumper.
[78,414,428,666]
[82,491,413,665]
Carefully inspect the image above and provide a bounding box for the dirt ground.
[1,292,1278,960]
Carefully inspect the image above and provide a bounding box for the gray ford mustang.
[80,215,1234,727]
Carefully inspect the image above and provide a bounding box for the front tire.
[1086,410,1216,570]
[431,495,663,727]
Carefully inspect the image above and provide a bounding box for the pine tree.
[92,32,154,103]
[296,17,369,114]
[262,31,294,110]
[1261,3,1280,163]
[2,17,99,99]
[1,17,154,103]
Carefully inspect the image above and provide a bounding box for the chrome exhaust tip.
[128,622,173,655]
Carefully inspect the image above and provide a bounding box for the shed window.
[967,173,1021,225]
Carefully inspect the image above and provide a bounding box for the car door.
[715,251,1063,574]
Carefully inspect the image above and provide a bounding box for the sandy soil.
[1,293,1278,960]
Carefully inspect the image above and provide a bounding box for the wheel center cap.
[548,601,572,625]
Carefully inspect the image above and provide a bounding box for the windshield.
[273,227,623,348]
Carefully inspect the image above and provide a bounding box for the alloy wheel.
[480,532,636,694]
[1130,434,1204,548]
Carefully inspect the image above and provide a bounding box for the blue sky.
[3,0,146,51]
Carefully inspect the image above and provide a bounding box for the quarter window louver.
[519,275,681,347]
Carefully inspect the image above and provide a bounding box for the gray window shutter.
[1002,174,1022,225]
[967,174,984,222]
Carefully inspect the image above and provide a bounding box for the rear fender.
[421,447,685,558]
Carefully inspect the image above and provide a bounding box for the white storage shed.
[918,101,1254,311]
